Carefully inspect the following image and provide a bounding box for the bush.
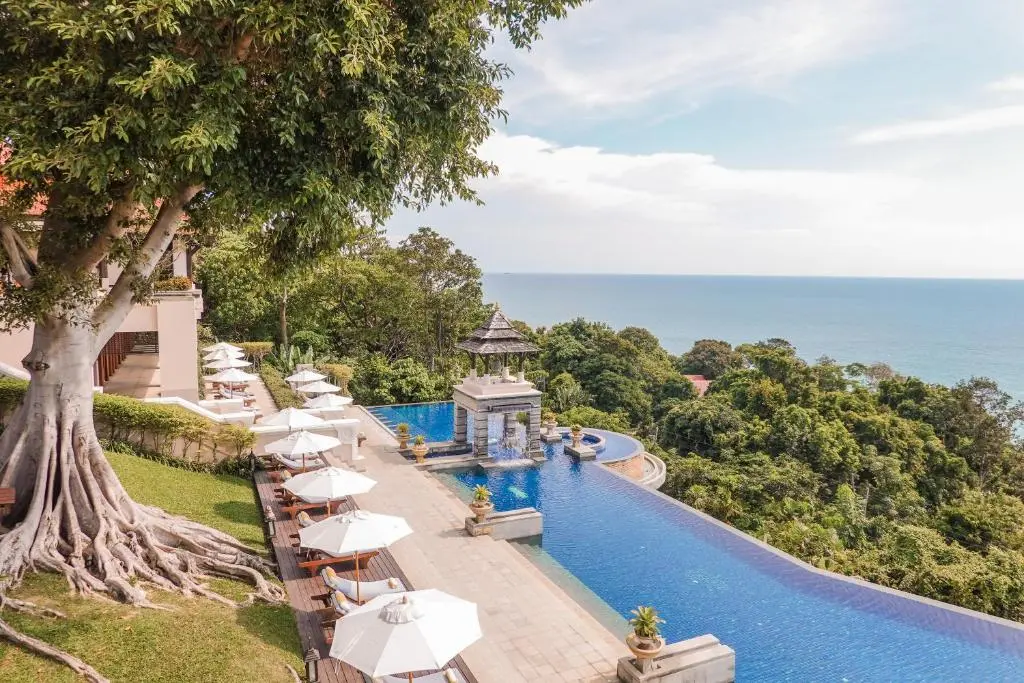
[319,363,354,395]
[259,364,305,409]
[0,378,253,467]
[556,406,631,433]
[153,276,193,291]
[238,341,274,366]
[290,330,332,357]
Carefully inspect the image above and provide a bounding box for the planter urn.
[571,429,583,448]
[469,500,494,524]
[626,633,665,670]
[411,443,429,464]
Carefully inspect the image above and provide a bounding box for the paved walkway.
[104,352,161,398]
[347,406,628,683]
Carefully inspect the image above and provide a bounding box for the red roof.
[0,146,46,216]
[684,374,711,397]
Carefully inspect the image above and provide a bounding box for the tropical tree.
[0,0,582,670]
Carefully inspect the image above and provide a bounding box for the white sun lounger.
[320,567,405,603]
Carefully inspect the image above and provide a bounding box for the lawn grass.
[0,453,302,682]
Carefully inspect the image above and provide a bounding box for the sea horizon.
[482,272,1024,400]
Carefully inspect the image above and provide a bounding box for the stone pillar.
[454,405,468,444]
[473,411,490,457]
[528,398,542,454]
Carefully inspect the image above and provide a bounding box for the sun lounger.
[373,669,465,683]
[297,549,379,575]
[318,567,405,603]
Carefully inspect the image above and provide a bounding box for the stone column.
[454,405,468,445]
[473,411,490,457]
[528,398,542,454]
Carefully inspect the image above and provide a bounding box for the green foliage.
[629,606,665,640]
[349,354,450,405]
[557,406,630,433]
[472,485,491,503]
[0,380,251,465]
[258,364,305,410]
[319,363,354,395]
[266,344,321,375]
[1,0,583,328]
[238,341,274,365]
[677,339,743,380]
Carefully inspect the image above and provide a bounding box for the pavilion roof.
[456,308,539,355]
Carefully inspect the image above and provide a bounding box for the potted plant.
[396,423,410,450]
[626,605,666,666]
[469,485,494,523]
[411,435,429,464]
[541,409,557,435]
[570,423,583,447]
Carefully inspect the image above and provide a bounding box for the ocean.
[483,274,1024,400]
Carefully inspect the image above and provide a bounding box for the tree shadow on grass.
[234,602,303,657]
[213,500,262,526]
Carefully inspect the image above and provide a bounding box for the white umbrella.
[203,341,243,353]
[204,357,253,370]
[259,407,325,431]
[304,393,354,409]
[265,429,341,470]
[283,467,377,511]
[301,510,410,602]
[207,368,259,384]
[286,369,327,383]
[330,589,481,681]
[203,347,245,361]
[296,380,341,394]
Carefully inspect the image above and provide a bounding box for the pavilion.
[452,307,543,457]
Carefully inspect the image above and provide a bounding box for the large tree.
[0,0,580,673]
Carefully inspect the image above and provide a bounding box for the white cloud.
[851,104,1024,144]
[389,132,1024,279]
[496,0,900,117]
[987,75,1024,92]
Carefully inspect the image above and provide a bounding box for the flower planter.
[469,500,493,524]
[411,443,429,464]
[626,633,665,664]
[397,435,409,450]
[570,429,583,448]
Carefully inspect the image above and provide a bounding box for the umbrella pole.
[408,674,413,683]
[355,551,361,602]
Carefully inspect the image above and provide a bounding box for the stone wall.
[605,453,644,481]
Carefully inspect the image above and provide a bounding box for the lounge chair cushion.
[297,511,314,527]
[280,470,292,481]
[376,670,463,683]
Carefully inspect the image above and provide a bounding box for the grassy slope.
[0,453,301,683]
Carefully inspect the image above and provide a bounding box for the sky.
[386,0,1024,278]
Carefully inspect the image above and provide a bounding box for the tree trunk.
[278,287,288,350]
[0,321,282,606]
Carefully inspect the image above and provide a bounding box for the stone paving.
[103,352,161,398]
[343,406,628,683]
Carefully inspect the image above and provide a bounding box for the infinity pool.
[373,402,1024,681]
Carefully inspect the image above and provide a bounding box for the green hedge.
[0,378,255,464]
[258,364,305,409]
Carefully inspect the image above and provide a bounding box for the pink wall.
[0,325,33,369]
[156,294,199,402]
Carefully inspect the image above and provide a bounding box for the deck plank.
[254,470,478,683]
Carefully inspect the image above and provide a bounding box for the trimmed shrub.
[153,276,193,291]
[0,378,254,467]
[319,363,354,395]
[238,341,274,367]
[259,364,305,409]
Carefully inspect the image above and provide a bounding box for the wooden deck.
[254,470,478,683]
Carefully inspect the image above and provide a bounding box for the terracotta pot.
[411,443,429,464]
[571,429,583,447]
[469,500,493,524]
[626,633,665,662]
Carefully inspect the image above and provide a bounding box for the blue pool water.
[377,403,1024,681]
[368,402,457,444]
